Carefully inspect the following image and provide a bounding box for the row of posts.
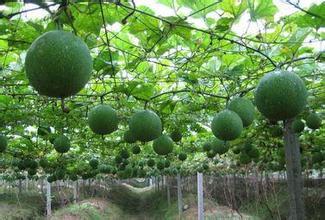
[150,172,204,220]
[1,172,205,220]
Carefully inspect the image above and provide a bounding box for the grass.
[240,186,324,220]
[2,182,322,220]
[52,183,179,219]
[51,202,103,220]
[107,184,178,219]
[239,186,290,220]
[0,187,45,220]
[0,183,255,220]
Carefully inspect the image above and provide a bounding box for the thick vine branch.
[278,55,320,68]
[286,0,324,19]
[0,3,58,19]
[149,89,228,101]
[121,0,136,24]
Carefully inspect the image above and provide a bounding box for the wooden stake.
[197,172,204,220]
[284,119,305,220]
[177,173,183,218]
[46,181,52,219]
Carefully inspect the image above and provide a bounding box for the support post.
[25,173,28,190]
[149,177,153,186]
[197,172,204,220]
[166,176,170,206]
[40,178,44,194]
[177,173,183,218]
[73,181,78,203]
[46,181,52,219]
[162,175,164,188]
[18,179,22,194]
[284,119,305,220]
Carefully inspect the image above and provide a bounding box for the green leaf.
[93,50,119,72]
[160,100,177,114]
[282,28,311,56]
[73,6,102,35]
[131,83,156,100]
[219,0,248,18]
[248,0,278,21]
[293,3,325,30]
[215,17,233,31]
[164,17,192,40]
[176,0,220,18]
[205,57,221,73]
[128,15,159,34]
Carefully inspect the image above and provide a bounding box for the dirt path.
[121,182,154,193]
[51,183,257,220]
[119,183,257,219]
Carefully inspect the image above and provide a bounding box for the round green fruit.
[270,126,283,137]
[89,159,99,169]
[124,130,136,143]
[119,149,130,159]
[18,160,27,170]
[215,144,229,155]
[37,126,51,136]
[98,165,111,174]
[55,169,66,180]
[39,158,49,168]
[49,134,57,144]
[228,97,255,127]
[53,135,70,153]
[47,175,57,183]
[147,159,155,167]
[178,153,187,161]
[81,172,92,180]
[203,163,209,171]
[119,163,126,171]
[211,110,243,141]
[111,167,117,175]
[243,141,253,152]
[210,137,224,150]
[232,146,241,154]
[28,169,37,176]
[170,130,182,142]
[129,110,162,142]
[207,150,216,158]
[26,159,38,169]
[196,166,204,173]
[25,30,92,98]
[88,104,118,135]
[164,160,171,168]
[292,119,305,133]
[210,138,228,155]
[254,70,307,121]
[115,155,123,164]
[306,113,321,129]
[69,174,78,181]
[138,169,146,178]
[203,142,212,152]
[153,135,174,155]
[156,160,165,170]
[0,135,8,153]
[132,145,141,154]
[138,160,145,167]
[247,147,259,159]
[312,152,323,164]
[239,153,251,164]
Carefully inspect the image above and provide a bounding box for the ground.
[49,183,256,220]
[0,182,323,219]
